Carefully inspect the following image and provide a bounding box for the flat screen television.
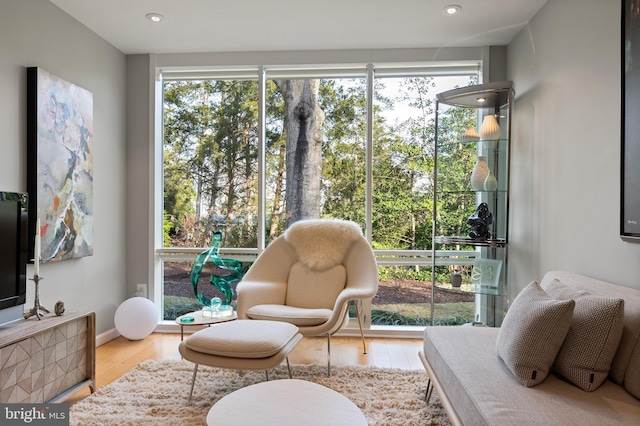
[0,191,28,325]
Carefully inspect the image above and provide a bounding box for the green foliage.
[370,308,472,326]
[368,77,444,251]
[163,212,174,246]
[319,79,368,224]
[378,265,431,282]
[371,309,429,326]
[162,75,476,251]
[163,296,204,320]
[163,80,260,248]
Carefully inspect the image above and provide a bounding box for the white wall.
[0,0,128,334]
[125,55,155,302]
[508,0,640,296]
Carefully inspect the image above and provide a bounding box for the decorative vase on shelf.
[479,115,500,140]
[484,169,498,191]
[460,127,480,142]
[470,156,490,191]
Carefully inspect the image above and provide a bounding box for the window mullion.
[365,64,374,242]
[257,66,266,252]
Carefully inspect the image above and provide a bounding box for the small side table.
[175,310,237,340]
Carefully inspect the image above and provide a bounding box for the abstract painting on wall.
[27,67,94,263]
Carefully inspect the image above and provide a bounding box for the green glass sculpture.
[190,231,243,307]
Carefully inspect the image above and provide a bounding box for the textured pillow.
[542,279,625,391]
[496,281,575,387]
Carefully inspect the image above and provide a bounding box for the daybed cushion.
[423,326,640,426]
[185,320,299,359]
[540,271,640,399]
[496,281,575,387]
[542,278,624,391]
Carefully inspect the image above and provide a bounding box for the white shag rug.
[70,359,451,426]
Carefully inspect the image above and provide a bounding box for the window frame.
[155,61,481,334]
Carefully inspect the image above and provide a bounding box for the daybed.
[419,270,640,425]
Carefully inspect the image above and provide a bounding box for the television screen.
[0,191,28,324]
[0,201,19,301]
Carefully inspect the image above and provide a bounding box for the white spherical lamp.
[114,297,159,340]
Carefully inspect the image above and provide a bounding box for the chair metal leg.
[326,333,331,377]
[188,364,199,402]
[286,356,293,379]
[266,357,292,381]
[355,300,367,354]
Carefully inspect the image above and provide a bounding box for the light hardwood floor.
[67,333,424,406]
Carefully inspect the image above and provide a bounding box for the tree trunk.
[275,80,325,228]
[269,139,286,237]
[207,157,221,241]
[243,128,254,229]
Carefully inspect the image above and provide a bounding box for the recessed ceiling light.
[477,97,486,103]
[145,13,165,23]
[442,5,461,15]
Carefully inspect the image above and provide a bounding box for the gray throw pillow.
[542,279,624,391]
[496,281,575,387]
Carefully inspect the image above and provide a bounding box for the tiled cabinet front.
[0,312,95,403]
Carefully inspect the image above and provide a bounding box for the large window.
[159,65,478,329]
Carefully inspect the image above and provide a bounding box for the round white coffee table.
[175,310,237,340]
[207,379,366,425]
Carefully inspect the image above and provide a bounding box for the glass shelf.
[436,190,507,195]
[436,81,511,109]
[435,236,507,248]
[435,284,504,297]
[438,138,507,147]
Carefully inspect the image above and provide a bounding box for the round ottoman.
[207,379,366,425]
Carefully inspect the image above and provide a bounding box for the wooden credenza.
[0,311,95,403]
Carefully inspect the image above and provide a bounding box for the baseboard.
[154,320,425,339]
[96,327,120,347]
[97,322,425,346]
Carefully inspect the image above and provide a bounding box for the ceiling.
[50,0,548,55]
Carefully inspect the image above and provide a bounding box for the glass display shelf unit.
[430,81,513,327]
